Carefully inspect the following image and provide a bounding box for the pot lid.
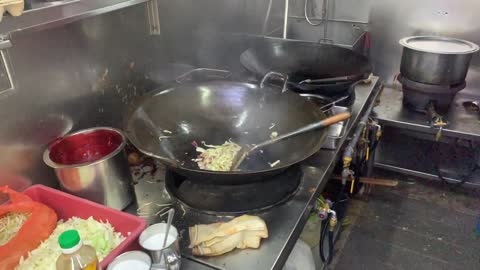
[399,36,479,54]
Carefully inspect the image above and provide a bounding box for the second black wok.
[124,81,329,185]
[240,39,372,95]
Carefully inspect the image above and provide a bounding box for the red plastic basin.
[23,185,146,268]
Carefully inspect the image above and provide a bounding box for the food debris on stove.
[179,204,186,217]
[268,160,280,167]
[127,152,142,166]
[155,206,172,217]
[156,203,170,207]
[270,131,278,139]
[162,129,173,134]
[136,202,153,212]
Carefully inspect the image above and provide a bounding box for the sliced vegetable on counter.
[189,215,268,256]
[0,186,58,270]
[0,213,29,245]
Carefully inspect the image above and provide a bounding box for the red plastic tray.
[23,185,146,268]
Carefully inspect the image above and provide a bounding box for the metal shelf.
[374,163,480,188]
[0,0,148,34]
[374,128,480,188]
[373,86,480,141]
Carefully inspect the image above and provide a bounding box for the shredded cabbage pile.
[16,216,125,270]
[193,140,241,171]
[0,213,30,245]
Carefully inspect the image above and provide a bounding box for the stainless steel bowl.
[43,127,134,210]
[107,251,152,270]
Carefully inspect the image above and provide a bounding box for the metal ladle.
[231,112,351,170]
[162,208,175,248]
[150,208,176,270]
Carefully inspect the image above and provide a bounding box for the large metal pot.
[400,36,479,85]
[43,127,134,210]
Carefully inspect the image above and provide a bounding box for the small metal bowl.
[107,251,152,270]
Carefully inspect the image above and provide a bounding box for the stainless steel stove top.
[126,77,382,270]
[165,165,302,214]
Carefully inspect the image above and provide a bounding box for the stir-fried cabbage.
[0,213,30,245]
[193,140,241,171]
[16,216,125,270]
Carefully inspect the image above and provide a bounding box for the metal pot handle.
[260,71,289,93]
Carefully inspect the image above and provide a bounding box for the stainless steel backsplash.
[0,5,158,189]
[3,0,480,190]
[0,0,281,190]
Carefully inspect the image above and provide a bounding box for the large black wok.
[125,81,328,185]
[240,40,372,95]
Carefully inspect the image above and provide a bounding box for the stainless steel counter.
[373,86,480,141]
[126,77,382,270]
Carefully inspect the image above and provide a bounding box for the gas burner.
[164,166,302,214]
[399,75,466,114]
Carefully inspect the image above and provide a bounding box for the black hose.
[319,215,334,264]
[319,185,349,264]
[327,231,334,264]
[434,164,472,188]
[359,124,380,171]
[319,218,329,262]
[427,140,477,188]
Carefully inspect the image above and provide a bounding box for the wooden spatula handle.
[321,112,351,126]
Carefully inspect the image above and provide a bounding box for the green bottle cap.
[58,229,81,249]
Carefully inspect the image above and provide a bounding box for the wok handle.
[252,112,351,151]
[299,75,354,84]
[321,112,351,126]
[260,71,289,92]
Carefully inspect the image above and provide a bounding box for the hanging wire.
[262,0,274,35]
[304,0,324,26]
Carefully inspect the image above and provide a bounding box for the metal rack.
[0,0,148,34]
[373,86,480,187]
